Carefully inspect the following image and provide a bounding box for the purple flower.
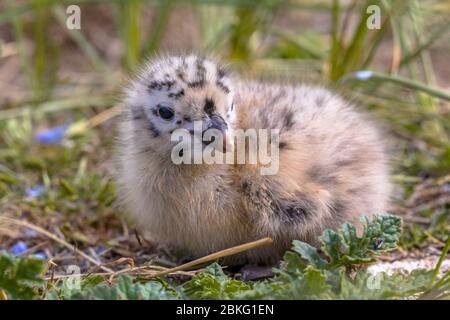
[95,245,107,255]
[35,125,68,144]
[25,185,46,199]
[10,241,28,256]
[354,70,373,81]
[24,228,38,237]
[443,183,450,193]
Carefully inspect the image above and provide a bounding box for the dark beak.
[202,115,228,150]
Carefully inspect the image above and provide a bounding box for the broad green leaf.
[0,253,45,300]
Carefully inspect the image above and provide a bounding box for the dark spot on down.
[187,58,206,88]
[334,158,356,168]
[148,81,162,91]
[308,165,339,186]
[315,95,325,107]
[259,111,271,129]
[176,69,186,82]
[216,80,230,93]
[148,80,175,92]
[146,120,160,138]
[163,80,175,90]
[196,57,206,78]
[272,192,317,224]
[283,110,295,130]
[183,115,192,122]
[217,66,227,79]
[168,89,185,99]
[204,98,216,115]
[130,106,145,120]
[279,141,288,149]
[188,79,205,88]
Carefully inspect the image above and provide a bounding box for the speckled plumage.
[116,55,391,265]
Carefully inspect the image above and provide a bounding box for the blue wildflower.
[354,70,373,81]
[35,125,68,144]
[25,185,46,199]
[32,252,47,260]
[10,241,28,256]
[95,245,107,255]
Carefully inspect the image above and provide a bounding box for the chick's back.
[232,81,391,253]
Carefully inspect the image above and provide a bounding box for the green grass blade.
[341,71,450,102]
[0,96,114,120]
[143,0,174,57]
[116,0,141,69]
[328,0,341,80]
[431,236,450,284]
[7,0,33,94]
[400,20,450,66]
[51,5,110,76]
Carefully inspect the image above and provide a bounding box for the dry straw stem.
[0,215,273,281]
[47,265,205,281]
[105,238,273,282]
[148,237,274,278]
[0,216,114,273]
[0,290,8,300]
[45,237,273,282]
[107,264,205,283]
[86,105,123,129]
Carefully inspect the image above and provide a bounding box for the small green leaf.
[291,240,327,269]
[320,229,342,264]
[58,275,180,300]
[183,263,251,299]
[59,178,75,196]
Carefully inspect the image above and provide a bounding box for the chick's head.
[124,55,235,158]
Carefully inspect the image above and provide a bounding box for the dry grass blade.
[147,237,274,278]
[87,105,123,129]
[0,216,114,273]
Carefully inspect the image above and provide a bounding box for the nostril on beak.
[201,115,228,150]
[209,115,228,132]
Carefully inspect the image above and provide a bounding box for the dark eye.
[158,106,174,120]
[230,102,234,111]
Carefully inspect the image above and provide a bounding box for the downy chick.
[116,55,391,265]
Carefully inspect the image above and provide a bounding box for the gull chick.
[116,55,391,265]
